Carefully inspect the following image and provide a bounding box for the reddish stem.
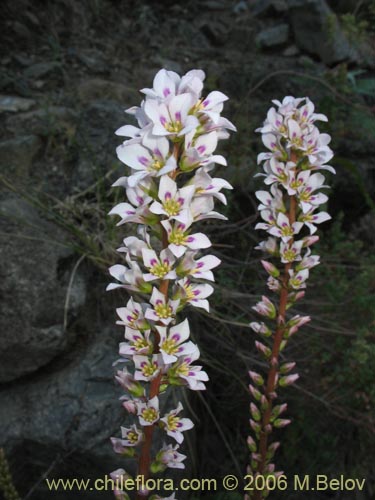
[135,146,180,499]
[252,155,298,500]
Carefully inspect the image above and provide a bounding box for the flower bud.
[255,341,272,359]
[261,260,280,278]
[280,362,296,374]
[249,384,262,401]
[247,435,257,452]
[279,373,299,387]
[250,403,261,421]
[273,418,291,428]
[249,371,264,386]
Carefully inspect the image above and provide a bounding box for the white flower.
[161,403,194,444]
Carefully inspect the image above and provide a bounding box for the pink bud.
[266,463,275,473]
[261,260,280,278]
[302,235,319,247]
[255,341,271,358]
[122,400,137,414]
[249,384,262,401]
[279,373,299,387]
[250,402,261,421]
[249,371,264,386]
[273,418,291,428]
[280,362,296,373]
[247,436,257,452]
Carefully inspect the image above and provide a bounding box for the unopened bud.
[261,260,280,278]
[273,418,291,428]
[249,384,262,401]
[249,371,264,386]
[279,373,299,387]
[250,402,261,421]
[247,435,257,452]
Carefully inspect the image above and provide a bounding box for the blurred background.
[0,0,374,498]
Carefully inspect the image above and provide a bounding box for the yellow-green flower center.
[283,249,297,262]
[141,408,158,423]
[133,337,150,351]
[170,229,186,245]
[176,362,189,377]
[142,361,158,377]
[150,261,171,278]
[163,199,181,216]
[166,415,180,431]
[152,159,164,171]
[127,431,140,444]
[155,303,173,319]
[161,338,178,355]
[166,121,182,133]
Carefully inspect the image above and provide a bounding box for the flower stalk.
[248,97,335,499]
[107,68,235,500]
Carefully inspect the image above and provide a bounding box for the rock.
[251,0,288,16]
[23,61,62,80]
[0,135,42,177]
[76,78,136,104]
[6,106,78,137]
[0,95,36,113]
[283,44,300,56]
[287,0,363,65]
[256,24,290,48]
[0,329,123,497]
[0,199,88,382]
[72,100,125,191]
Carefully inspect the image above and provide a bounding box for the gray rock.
[0,95,36,113]
[256,24,290,48]
[287,0,363,65]
[0,135,42,177]
[252,0,288,16]
[283,44,300,56]
[0,199,87,382]
[76,78,136,104]
[6,106,78,137]
[23,61,62,80]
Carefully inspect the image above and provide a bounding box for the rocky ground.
[0,0,374,498]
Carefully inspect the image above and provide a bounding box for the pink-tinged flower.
[288,269,309,289]
[134,354,163,382]
[137,396,160,426]
[156,444,186,469]
[201,115,237,139]
[268,212,303,242]
[256,106,287,137]
[262,158,296,191]
[297,97,328,125]
[190,167,233,205]
[109,181,157,226]
[249,322,272,337]
[196,90,229,123]
[279,240,304,263]
[168,349,209,390]
[302,127,333,165]
[119,328,153,357]
[267,276,281,292]
[141,68,180,100]
[161,220,211,258]
[145,287,180,325]
[116,134,176,187]
[142,248,177,282]
[256,184,285,212]
[296,172,328,213]
[144,93,199,137]
[161,403,194,444]
[255,237,279,255]
[116,298,150,331]
[190,194,227,222]
[156,319,197,364]
[176,251,221,281]
[181,131,227,171]
[114,368,145,398]
[175,277,214,312]
[252,295,276,319]
[271,96,305,115]
[121,397,137,414]
[149,175,195,224]
[110,469,131,500]
[257,134,284,163]
[298,209,331,234]
[296,249,320,270]
[107,258,152,294]
[255,208,277,234]
[116,234,150,258]
[121,424,144,446]
[286,315,311,335]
